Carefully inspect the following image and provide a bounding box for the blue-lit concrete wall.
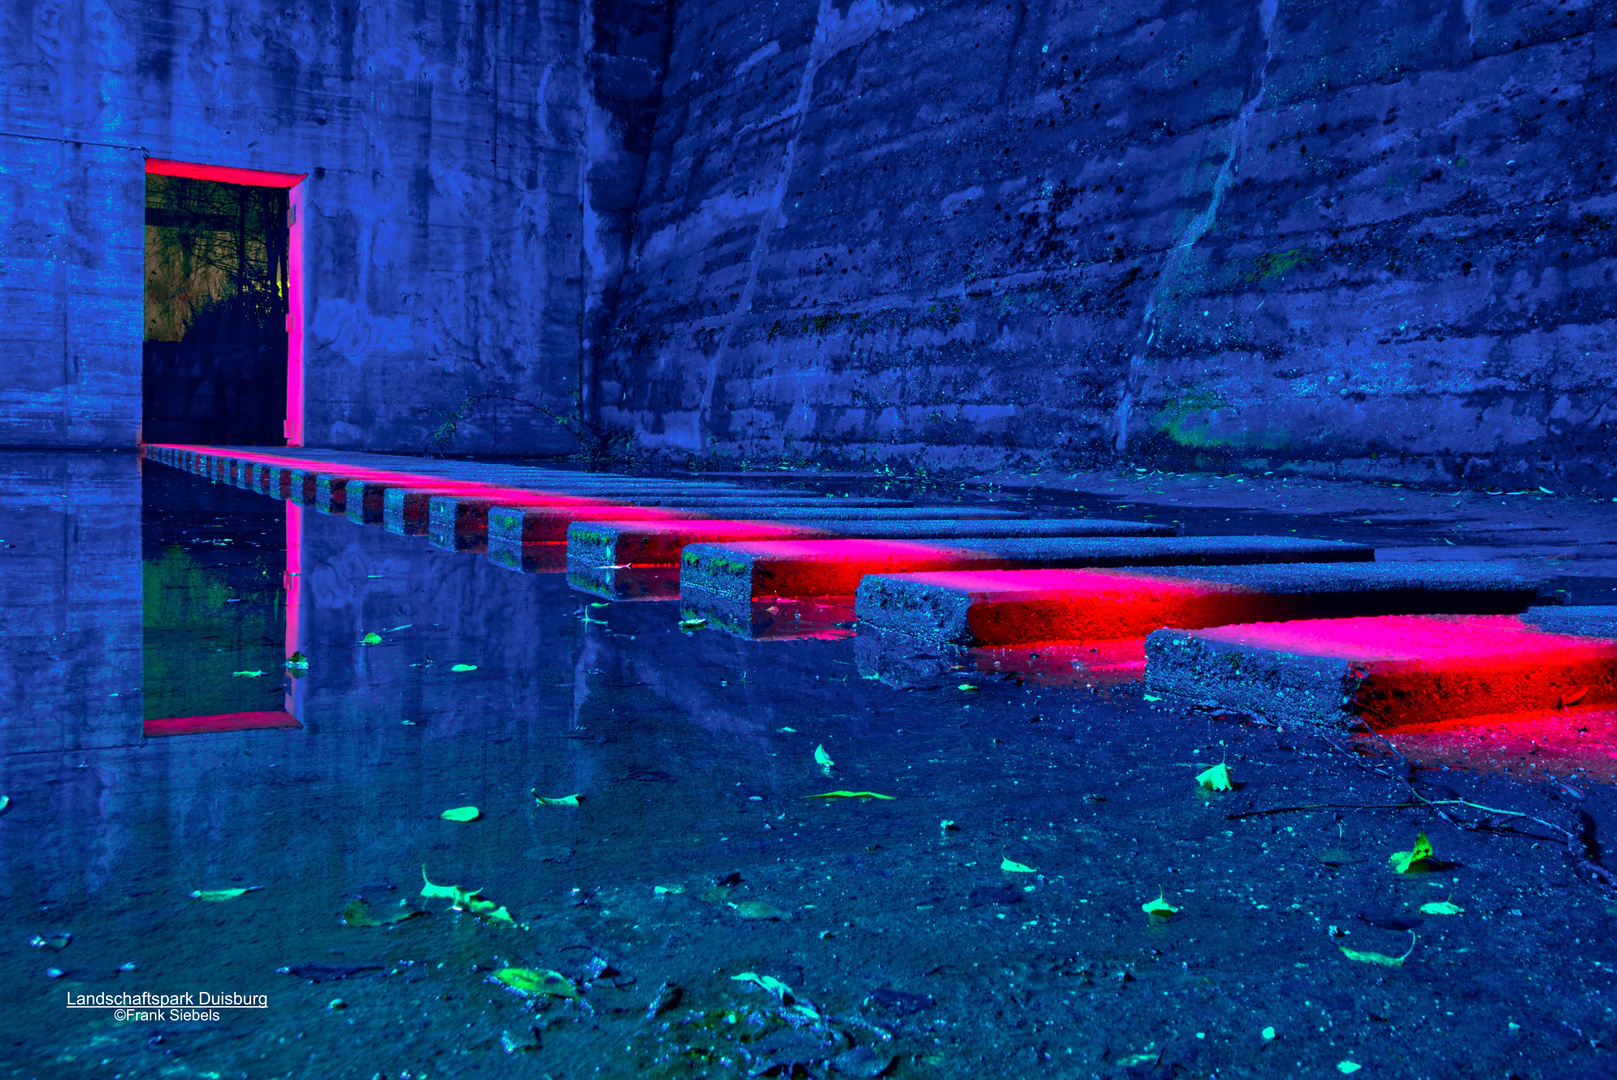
[0,0,669,453]
[600,0,1617,490]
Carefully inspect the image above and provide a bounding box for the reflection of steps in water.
[678,595,857,641]
[852,631,1148,690]
[488,540,568,574]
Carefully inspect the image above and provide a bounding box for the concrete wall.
[0,0,613,453]
[600,0,1617,490]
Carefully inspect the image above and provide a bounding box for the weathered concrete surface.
[1,0,672,452]
[601,0,1617,492]
[855,561,1547,645]
[682,533,1375,607]
[1144,613,1617,728]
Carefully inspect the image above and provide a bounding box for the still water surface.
[3,453,1615,1080]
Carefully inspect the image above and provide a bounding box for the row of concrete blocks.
[141,445,1617,732]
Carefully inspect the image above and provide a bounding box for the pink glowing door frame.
[144,158,309,446]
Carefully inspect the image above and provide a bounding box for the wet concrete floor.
[3,451,1617,1080]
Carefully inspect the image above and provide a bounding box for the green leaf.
[957,683,977,691]
[1195,763,1235,791]
[386,624,412,632]
[492,967,578,999]
[231,670,266,678]
[730,972,819,1019]
[806,790,895,800]
[1419,899,1464,916]
[729,900,787,920]
[0,795,9,814]
[1143,693,1162,702]
[1388,831,1437,874]
[1337,1063,1363,1075]
[285,652,309,670]
[814,744,834,775]
[533,792,580,806]
[1141,892,1179,918]
[1339,933,1416,967]
[441,806,481,822]
[362,632,383,645]
[419,867,481,904]
[190,886,260,901]
[342,899,425,927]
[678,617,707,629]
[450,663,477,672]
[1000,857,1037,873]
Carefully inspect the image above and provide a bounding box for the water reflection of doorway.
[141,159,306,447]
[140,464,303,737]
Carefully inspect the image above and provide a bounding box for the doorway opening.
[141,159,306,446]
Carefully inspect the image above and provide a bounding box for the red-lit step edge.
[1143,612,1617,730]
[855,562,1545,646]
[680,535,1374,610]
[439,493,911,553]
[568,518,1174,598]
[143,446,720,536]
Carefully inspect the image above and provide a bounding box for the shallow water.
[4,452,1617,1080]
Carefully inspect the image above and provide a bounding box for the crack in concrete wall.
[1113,0,1277,454]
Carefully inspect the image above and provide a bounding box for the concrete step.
[569,517,1175,599]
[1143,612,1617,730]
[431,495,908,552]
[681,535,1375,610]
[569,516,1172,570]
[856,562,1546,645]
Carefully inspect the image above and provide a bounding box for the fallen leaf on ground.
[1338,1063,1362,1075]
[729,900,787,920]
[1195,763,1235,791]
[0,796,9,814]
[1389,831,1440,874]
[191,887,261,901]
[678,617,706,629]
[1339,933,1416,967]
[533,791,581,806]
[386,624,412,632]
[814,744,834,776]
[1420,899,1465,916]
[1141,892,1179,918]
[492,967,578,999]
[957,683,977,691]
[231,670,266,678]
[450,663,477,672]
[731,972,819,1020]
[285,652,309,670]
[419,867,481,904]
[806,790,895,800]
[342,899,425,927]
[362,632,383,645]
[1000,857,1037,873]
[441,806,481,822]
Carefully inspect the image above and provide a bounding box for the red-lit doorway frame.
[144,158,309,446]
